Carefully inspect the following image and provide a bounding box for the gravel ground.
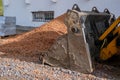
[0,56,118,80]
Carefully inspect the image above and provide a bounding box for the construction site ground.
[0,14,120,80]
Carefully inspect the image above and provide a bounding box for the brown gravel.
[0,14,67,62]
[0,14,120,80]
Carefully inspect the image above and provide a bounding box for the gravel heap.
[0,14,119,80]
[0,14,67,62]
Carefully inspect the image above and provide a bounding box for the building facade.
[2,0,120,27]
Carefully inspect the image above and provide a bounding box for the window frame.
[32,11,54,22]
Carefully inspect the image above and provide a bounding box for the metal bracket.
[92,7,99,13]
[72,4,81,12]
[104,8,110,14]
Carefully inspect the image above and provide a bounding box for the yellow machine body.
[99,17,120,60]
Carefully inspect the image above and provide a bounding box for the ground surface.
[0,14,120,80]
[0,55,119,80]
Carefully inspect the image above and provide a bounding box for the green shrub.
[0,0,3,16]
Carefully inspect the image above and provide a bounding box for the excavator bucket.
[44,4,113,73]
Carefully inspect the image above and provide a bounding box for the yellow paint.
[99,16,120,41]
[100,37,118,60]
[99,16,120,60]
[113,26,120,35]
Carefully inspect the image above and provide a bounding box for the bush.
[0,0,3,16]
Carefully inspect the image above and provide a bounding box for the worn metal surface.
[65,10,93,73]
[44,35,69,69]
[44,6,112,73]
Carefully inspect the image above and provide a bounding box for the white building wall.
[3,0,120,27]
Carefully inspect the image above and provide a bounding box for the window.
[32,11,54,22]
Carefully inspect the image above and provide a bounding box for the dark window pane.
[32,11,54,22]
